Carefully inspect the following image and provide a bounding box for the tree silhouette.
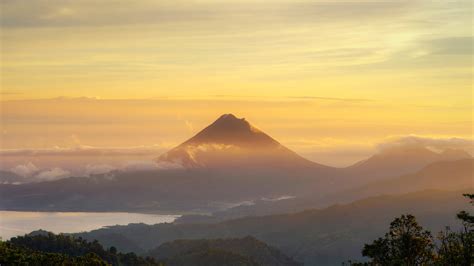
[351,194,474,266]
[3,232,159,265]
[362,214,435,265]
[436,193,473,265]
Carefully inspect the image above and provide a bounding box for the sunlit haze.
[0,2,473,264]
[1,0,472,170]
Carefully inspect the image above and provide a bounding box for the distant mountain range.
[176,158,474,224]
[342,145,471,184]
[0,114,471,213]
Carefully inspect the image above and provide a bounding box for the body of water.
[0,211,179,240]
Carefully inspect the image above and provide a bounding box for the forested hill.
[2,232,158,266]
[148,236,301,266]
[1,232,299,266]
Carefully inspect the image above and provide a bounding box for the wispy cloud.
[376,135,474,153]
[1,0,470,102]
[9,162,70,182]
[34,167,70,181]
[286,96,373,102]
[0,0,418,29]
[284,135,473,167]
[10,162,39,177]
[0,90,22,96]
[426,36,473,56]
[0,145,168,157]
[0,1,214,28]
[4,157,183,184]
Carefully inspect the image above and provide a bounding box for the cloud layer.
[377,135,474,153]
[1,143,184,183]
[0,1,417,28]
[2,134,471,178]
[9,162,70,183]
[0,145,167,157]
[1,0,471,102]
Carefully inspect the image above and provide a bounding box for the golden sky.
[0,0,472,167]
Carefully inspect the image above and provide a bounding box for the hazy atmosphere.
[1,1,472,171]
[0,1,472,265]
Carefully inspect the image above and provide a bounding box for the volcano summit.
[158,114,327,170]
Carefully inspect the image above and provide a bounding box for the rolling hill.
[149,236,301,266]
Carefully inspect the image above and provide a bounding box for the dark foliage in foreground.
[0,241,109,266]
[347,194,473,266]
[2,232,159,266]
[158,248,259,266]
[1,233,297,266]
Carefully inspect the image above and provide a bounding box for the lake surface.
[0,211,179,240]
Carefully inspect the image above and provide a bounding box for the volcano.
[157,114,328,170]
[180,114,279,148]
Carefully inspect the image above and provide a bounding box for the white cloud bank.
[4,158,183,184]
[2,135,471,182]
[10,162,39,178]
[35,167,71,181]
[9,163,70,182]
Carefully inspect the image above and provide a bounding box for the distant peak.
[217,113,239,120]
[210,114,251,130]
[175,114,279,148]
[214,114,246,125]
[156,114,327,169]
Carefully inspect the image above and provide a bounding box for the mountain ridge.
[173,158,474,224]
[342,144,471,183]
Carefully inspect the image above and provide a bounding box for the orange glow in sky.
[0,0,472,167]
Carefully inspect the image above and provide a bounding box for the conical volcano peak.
[216,113,240,122]
[182,114,278,147]
[157,114,324,169]
[210,114,252,132]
